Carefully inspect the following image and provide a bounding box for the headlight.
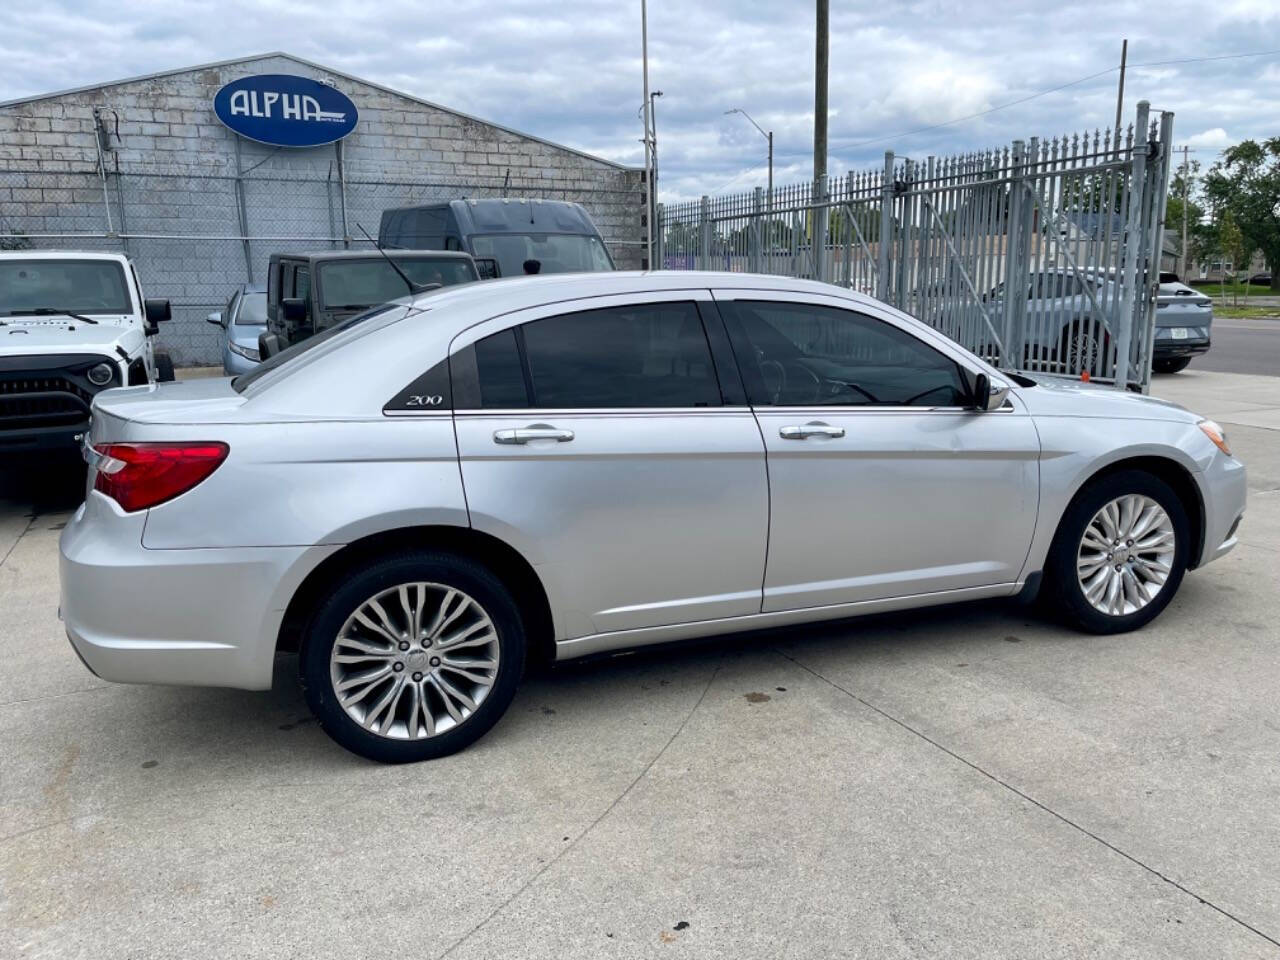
[87,361,115,386]
[228,341,260,362]
[1198,419,1231,456]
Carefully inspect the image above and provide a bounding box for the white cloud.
[1,1,1278,200]
[1186,128,1233,150]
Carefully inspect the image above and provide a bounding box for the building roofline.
[0,51,641,173]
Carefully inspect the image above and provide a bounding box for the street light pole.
[726,107,774,270]
[641,0,653,268]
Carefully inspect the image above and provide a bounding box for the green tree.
[1201,138,1280,290]
[1217,211,1251,305]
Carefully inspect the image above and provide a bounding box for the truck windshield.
[470,234,613,276]
[317,258,476,310]
[0,259,131,315]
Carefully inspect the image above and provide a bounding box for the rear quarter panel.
[140,417,467,549]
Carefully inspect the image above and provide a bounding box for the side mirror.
[281,298,307,323]
[972,372,1011,411]
[258,332,283,360]
[144,299,172,323]
[206,311,223,327]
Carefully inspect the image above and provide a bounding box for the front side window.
[469,233,614,276]
[723,301,968,408]
[0,259,131,316]
[455,302,722,409]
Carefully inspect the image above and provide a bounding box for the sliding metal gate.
[658,101,1174,392]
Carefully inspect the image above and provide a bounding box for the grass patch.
[1215,306,1280,319]
[1189,281,1276,297]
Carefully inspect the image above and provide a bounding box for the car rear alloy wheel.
[301,550,525,762]
[330,582,500,740]
[1076,495,1175,617]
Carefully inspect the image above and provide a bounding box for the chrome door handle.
[779,422,845,440]
[493,425,575,445]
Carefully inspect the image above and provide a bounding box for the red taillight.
[92,442,229,512]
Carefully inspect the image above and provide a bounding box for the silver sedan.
[59,273,1246,762]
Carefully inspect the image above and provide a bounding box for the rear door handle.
[779,422,845,440]
[493,425,575,445]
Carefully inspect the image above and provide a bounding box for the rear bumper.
[59,492,336,690]
[1154,337,1210,360]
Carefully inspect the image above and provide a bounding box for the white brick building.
[0,53,646,364]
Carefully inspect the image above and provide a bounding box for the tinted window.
[0,259,130,315]
[473,328,527,408]
[459,302,720,409]
[469,233,614,276]
[724,301,967,407]
[317,258,475,310]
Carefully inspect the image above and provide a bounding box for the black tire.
[299,549,526,763]
[154,351,176,382]
[1043,469,1190,634]
[1153,357,1191,374]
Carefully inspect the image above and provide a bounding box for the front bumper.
[0,419,87,454]
[59,491,337,690]
[1196,449,1246,568]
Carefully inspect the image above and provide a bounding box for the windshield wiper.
[14,307,99,325]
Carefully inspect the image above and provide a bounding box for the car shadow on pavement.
[115,595,1052,769]
[0,456,87,517]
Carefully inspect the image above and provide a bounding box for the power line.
[830,47,1280,153]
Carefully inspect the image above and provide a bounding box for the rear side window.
[453,302,722,409]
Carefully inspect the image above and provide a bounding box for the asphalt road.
[1182,315,1280,378]
[3,371,1280,959]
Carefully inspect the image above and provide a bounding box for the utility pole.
[1181,144,1190,280]
[641,0,653,269]
[1113,38,1128,154]
[814,0,829,182]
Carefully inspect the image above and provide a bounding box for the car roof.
[399,270,873,317]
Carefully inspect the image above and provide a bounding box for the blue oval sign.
[213,74,358,148]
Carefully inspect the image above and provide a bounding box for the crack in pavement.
[0,514,35,571]
[435,659,724,960]
[775,648,1280,952]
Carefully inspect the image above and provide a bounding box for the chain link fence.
[659,102,1174,392]
[1,154,645,365]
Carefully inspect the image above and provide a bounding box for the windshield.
[232,303,405,393]
[469,233,614,277]
[235,291,267,326]
[317,258,476,310]
[0,259,131,315]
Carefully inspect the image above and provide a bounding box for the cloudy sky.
[2,1,1278,199]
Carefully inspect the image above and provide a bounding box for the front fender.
[1021,416,1216,578]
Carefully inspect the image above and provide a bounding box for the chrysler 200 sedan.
[59,273,1246,763]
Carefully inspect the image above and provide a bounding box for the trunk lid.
[90,377,245,428]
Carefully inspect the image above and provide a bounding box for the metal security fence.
[0,157,645,366]
[659,101,1174,391]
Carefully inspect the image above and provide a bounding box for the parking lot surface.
[2,369,1279,959]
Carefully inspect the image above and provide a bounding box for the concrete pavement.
[2,371,1279,959]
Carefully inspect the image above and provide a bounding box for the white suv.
[0,251,174,455]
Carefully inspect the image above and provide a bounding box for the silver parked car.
[207,285,267,376]
[60,273,1246,762]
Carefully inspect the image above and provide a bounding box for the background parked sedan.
[61,273,1246,764]
[207,284,267,375]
